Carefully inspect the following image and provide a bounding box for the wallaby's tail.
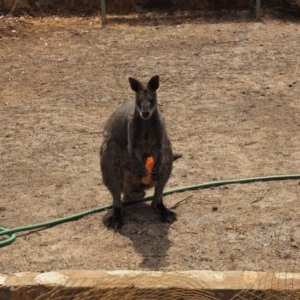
[173,153,182,161]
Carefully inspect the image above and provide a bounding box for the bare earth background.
[0,11,300,274]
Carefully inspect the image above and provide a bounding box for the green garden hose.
[1,173,300,248]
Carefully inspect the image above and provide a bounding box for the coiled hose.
[1,174,300,248]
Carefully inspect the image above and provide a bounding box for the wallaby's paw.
[139,166,148,178]
[151,167,159,181]
[130,158,147,177]
[105,210,123,230]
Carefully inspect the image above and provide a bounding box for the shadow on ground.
[103,203,172,270]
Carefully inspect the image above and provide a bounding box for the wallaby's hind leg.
[151,148,177,224]
[152,183,177,223]
[100,140,123,230]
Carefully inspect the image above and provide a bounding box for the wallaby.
[100,75,178,230]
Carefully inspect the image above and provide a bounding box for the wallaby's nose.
[142,111,151,120]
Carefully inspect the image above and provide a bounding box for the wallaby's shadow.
[102,202,172,270]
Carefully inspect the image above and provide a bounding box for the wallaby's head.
[129,75,159,121]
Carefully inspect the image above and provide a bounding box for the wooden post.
[10,0,20,14]
[101,0,107,26]
[256,0,262,19]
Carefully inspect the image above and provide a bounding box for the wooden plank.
[1,271,300,299]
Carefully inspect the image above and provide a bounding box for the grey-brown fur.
[100,75,177,230]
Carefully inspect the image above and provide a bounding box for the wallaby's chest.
[133,119,161,154]
[136,128,158,145]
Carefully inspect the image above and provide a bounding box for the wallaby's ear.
[129,77,143,93]
[147,75,159,91]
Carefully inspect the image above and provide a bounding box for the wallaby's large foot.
[106,208,123,230]
[153,202,177,224]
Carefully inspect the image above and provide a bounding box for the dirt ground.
[0,10,300,275]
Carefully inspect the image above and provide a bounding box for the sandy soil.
[0,11,300,274]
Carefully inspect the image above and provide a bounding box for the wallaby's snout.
[141,110,151,120]
[138,93,155,120]
[129,75,160,121]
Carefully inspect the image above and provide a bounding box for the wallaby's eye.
[136,97,142,107]
[147,95,155,106]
